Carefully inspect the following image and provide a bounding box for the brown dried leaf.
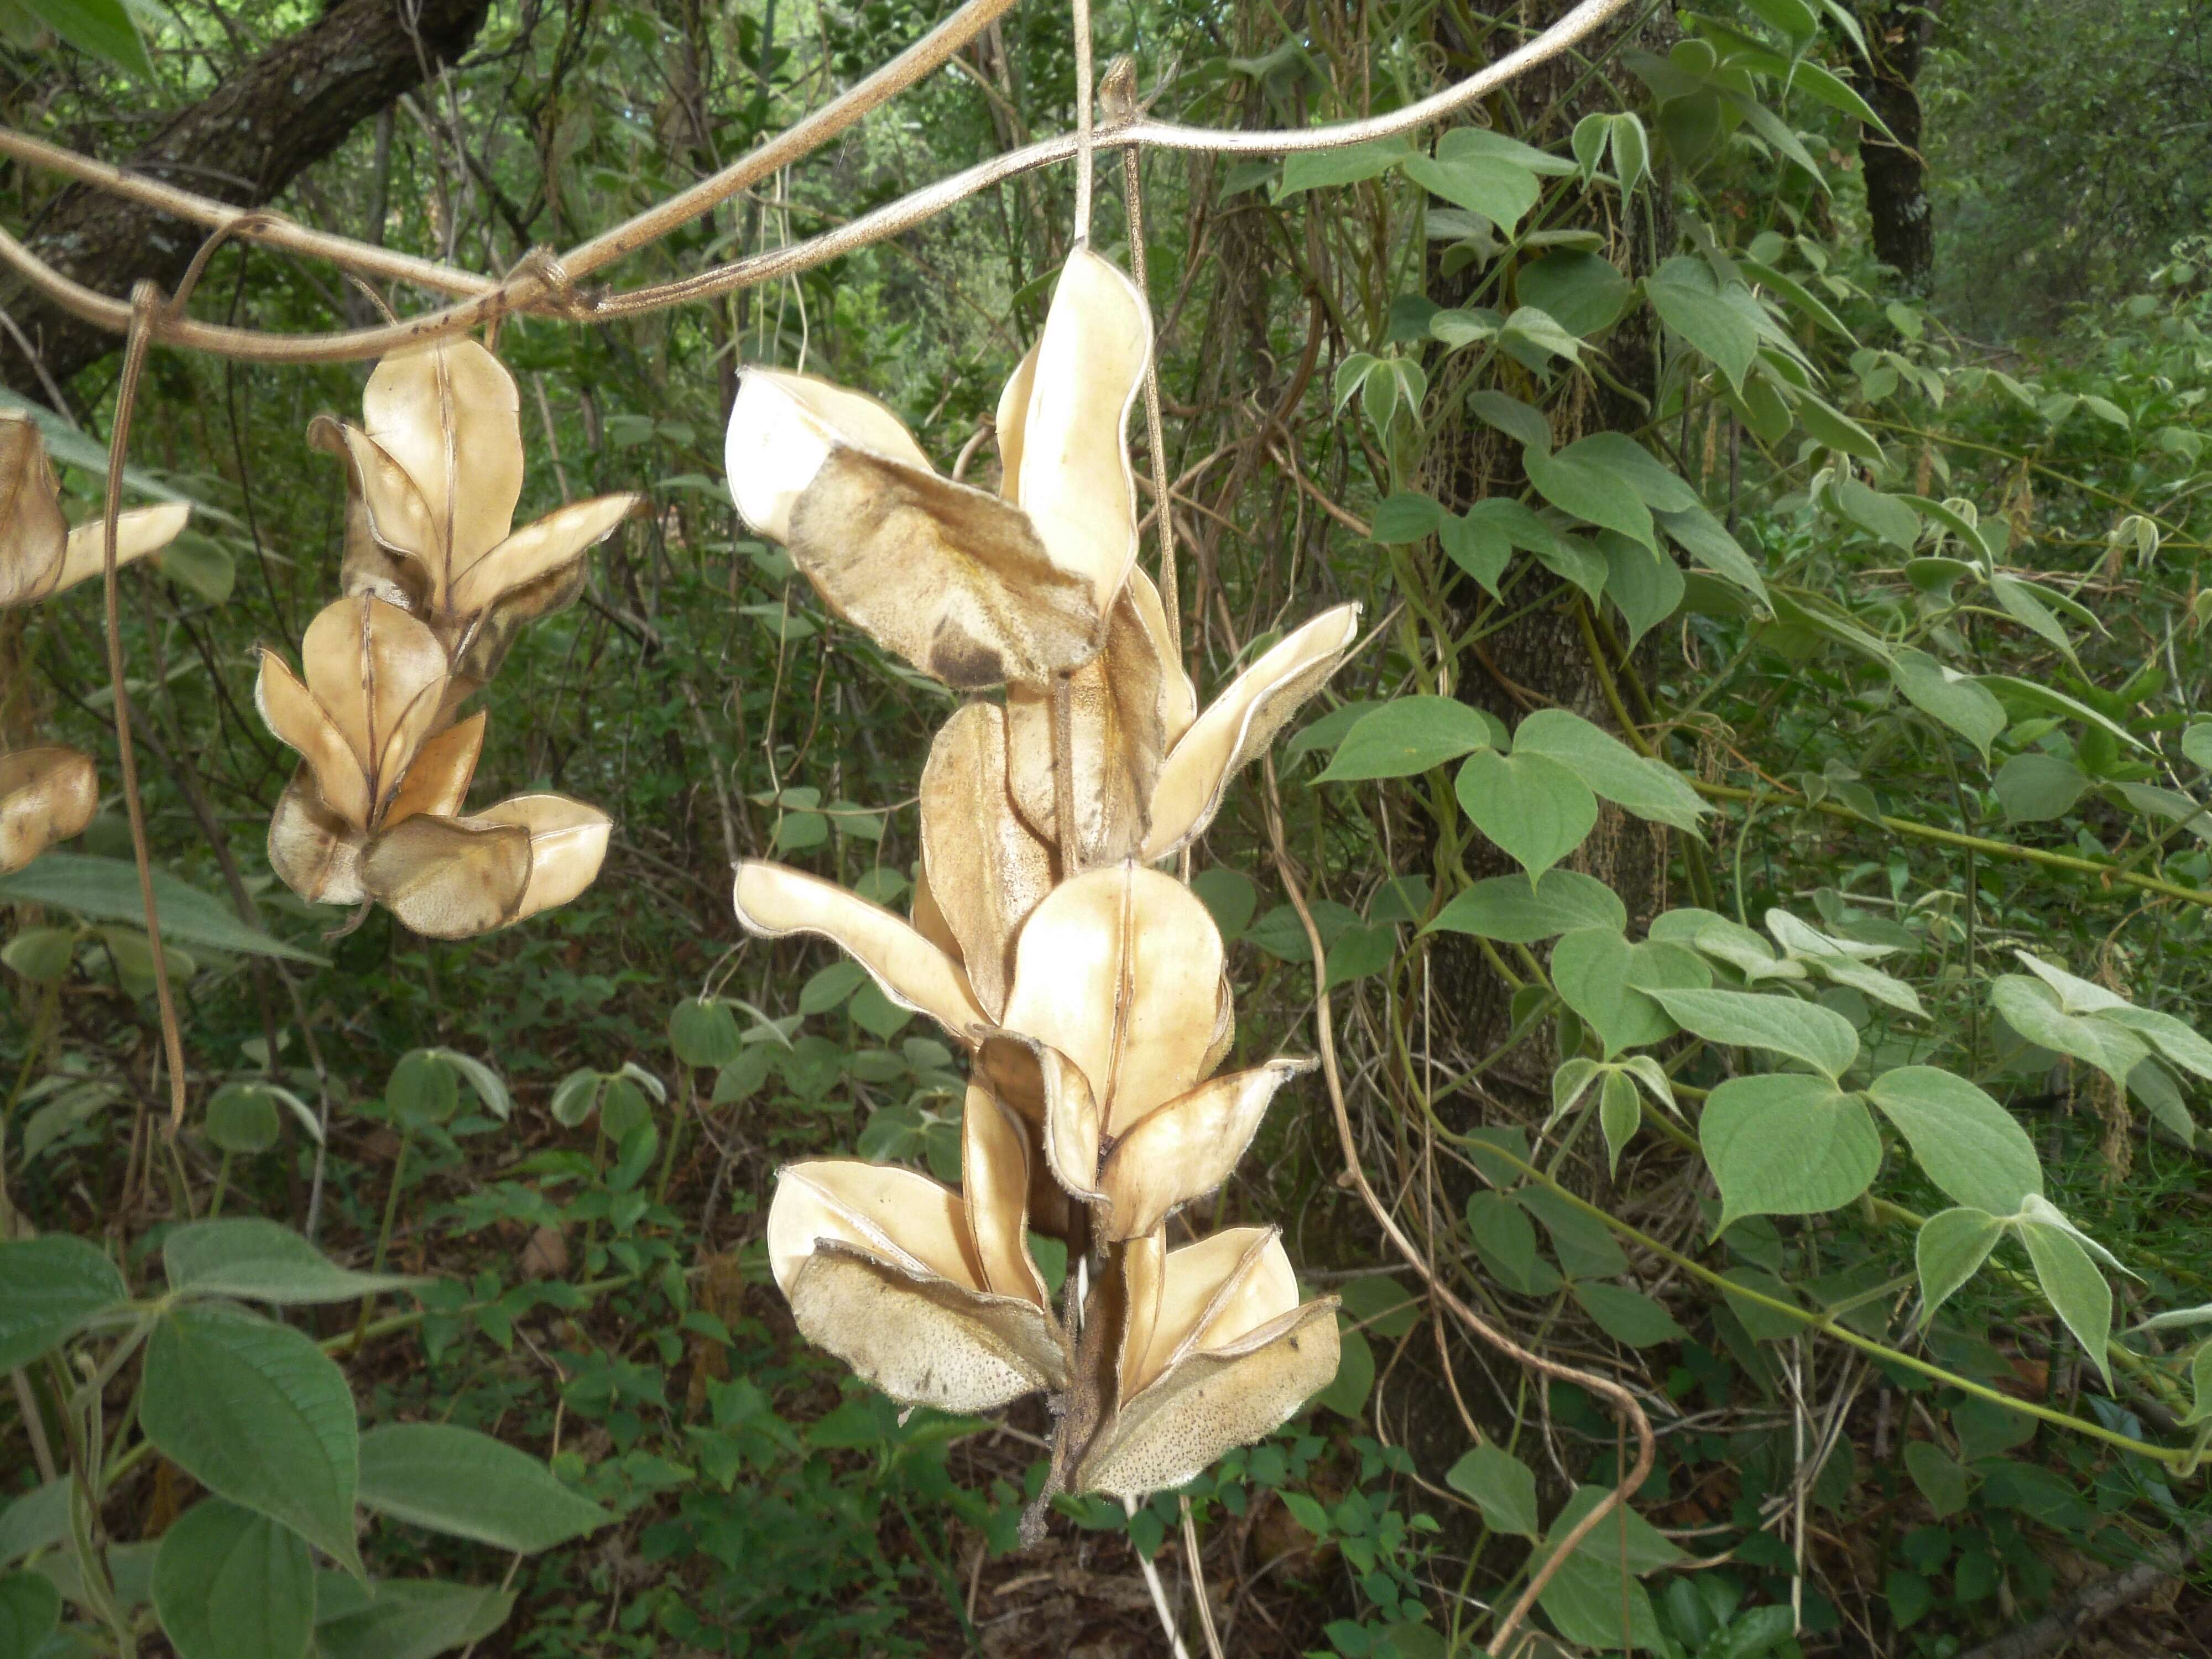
[267,765,366,906]
[466,793,610,920]
[920,701,1053,1020]
[1004,570,1180,862]
[1143,603,1363,860]
[519,1224,569,1279]
[360,813,530,939]
[0,747,95,872]
[733,860,989,1040]
[1098,1059,1315,1241]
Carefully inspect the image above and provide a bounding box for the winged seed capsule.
[724,248,1361,1504]
[723,248,1150,690]
[0,417,191,871]
[256,596,608,937]
[255,335,628,937]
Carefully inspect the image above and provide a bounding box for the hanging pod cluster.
[724,248,1364,1503]
[256,340,640,937]
[0,417,191,872]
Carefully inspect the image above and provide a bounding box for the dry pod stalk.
[0,416,191,872]
[724,251,1363,1510]
[257,339,638,938]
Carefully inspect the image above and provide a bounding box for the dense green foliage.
[4,1,2212,1655]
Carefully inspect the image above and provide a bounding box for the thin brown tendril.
[1258,753,1655,1657]
[103,283,189,1134]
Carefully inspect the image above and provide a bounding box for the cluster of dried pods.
[255,341,638,937]
[0,418,189,872]
[724,248,1364,1507]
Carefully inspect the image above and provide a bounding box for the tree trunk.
[1846,1,1937,296]
[1428,2,1677,1078]
[0,0,495,403]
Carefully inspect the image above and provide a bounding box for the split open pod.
[733,854,1312,1241]
[993,598,1362,865]
[0,748,96,873]
[917,699,1056,1021]
[0,418,192,609]
[257,594,608,936]
[723,248,1151,690]
[310,338,638,695]
[982,865,1310,1238]
[1000,568,1192,866]
[1074,1227,1339,1499]
[766,1087,1069,1412]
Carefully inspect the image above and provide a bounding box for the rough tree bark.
[0,0,495,403]
[1430,0,1677,1073]
[1846,1,1938,295]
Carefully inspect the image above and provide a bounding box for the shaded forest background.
[8,1,2212,1656]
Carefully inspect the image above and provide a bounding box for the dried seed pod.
[996,863,1226,1162]
[732,859,989,1040]
[0,747,96,873]
[256,595,448,832]
[1142,603,1364,859]
[266,766,367,906]
[1076,1228,1339,1499]
[383,712,487,827]
[360,813,534,940]
[919,701,1055,1020]
[766,1152,1068,1412]
[782,432,1102,689]
[724,248,1152,688]
[255,599,609,932]
[314,342,636,648]
[1096,1058,1316,1241]
[991,246,1153,620]
[1003,568,1190,863]
[0,417,191,608]
[463,794,611,922]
